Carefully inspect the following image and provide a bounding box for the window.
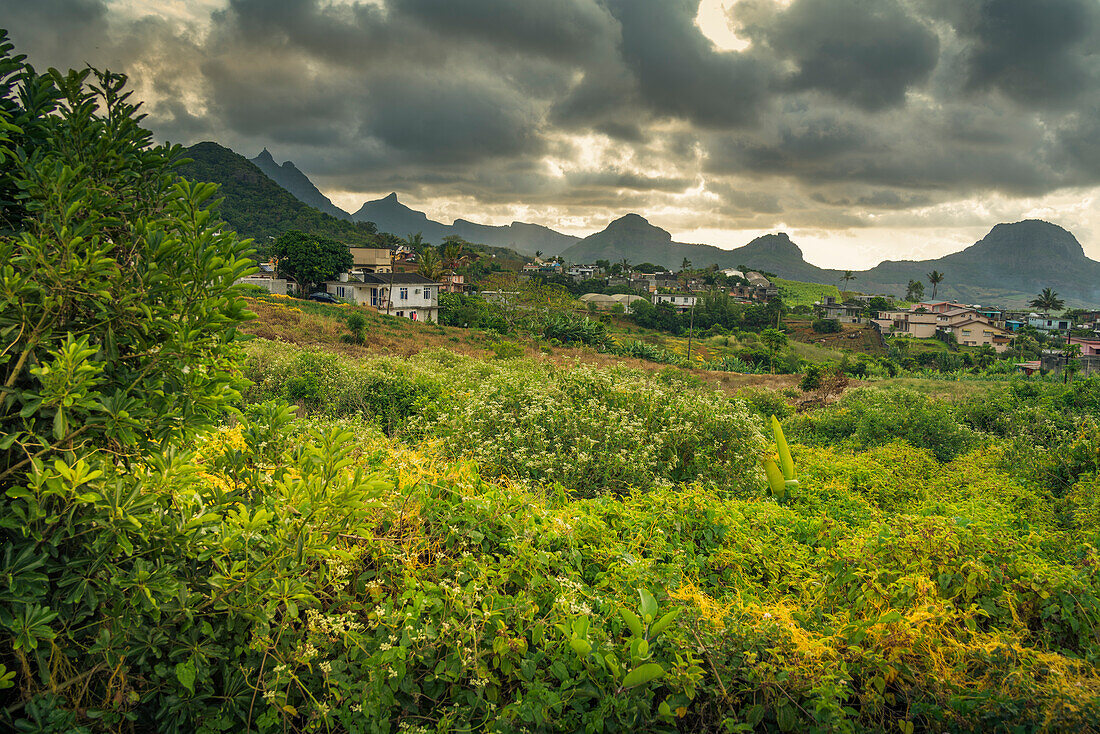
[410,311,418,321]
[414,288,421,295]
[396,311,404,318]
[424,287,432,299]
[370,288,379,306]
[337,286,345,298]
[961,329,971,335]
[399,287,408,300]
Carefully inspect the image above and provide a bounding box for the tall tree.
[1029,288,1064,314]
[441,235,467,267]
[927,270,945,299]
[841,271,856,291]
[271,230,353,293]
[405,232,426,251]
[680,257,692,273]
[760,328,789,374]
[905,279,925,301]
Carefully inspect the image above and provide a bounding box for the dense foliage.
[5,33,1100,734]
[271,229,355,292]
[177,141,383,252]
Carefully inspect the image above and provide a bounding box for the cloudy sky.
[8,0,1100,267]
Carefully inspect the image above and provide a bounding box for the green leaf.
[638,588,658,621]
[777,704,798,732]
[175,659,196,695]
[569,638,592,656]
[764,459,786,499]
[771,415,796,481]
[619,607,645,639]
[622,662,664,689]
[650,609,680,637]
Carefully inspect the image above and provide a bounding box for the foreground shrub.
[789,388,980,461]
[422,363,767,496]
[242,341,442,434]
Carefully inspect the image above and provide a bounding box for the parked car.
[309,291,338,304]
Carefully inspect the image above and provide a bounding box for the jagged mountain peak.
[248,147,350,220]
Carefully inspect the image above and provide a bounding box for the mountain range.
[180,141,1100,307]
[177,143,382,248]
[352,193,578,256]
[564,214,1100,306]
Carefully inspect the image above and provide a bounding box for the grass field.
[773,277,841,307]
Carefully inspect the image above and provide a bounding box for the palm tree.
[405,232,425,250]
[440,237,465,267]
[620,258,631,274]
[1029,288,1064,314]
[927,270,945,299]
[417,246,442,280]
[681,257,692,273]
[841,271,856,291]
[534,249,544,261]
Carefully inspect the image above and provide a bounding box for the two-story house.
[326,273,442,322]
[941,318,1013,352]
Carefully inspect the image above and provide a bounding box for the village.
[236,242,1100,379]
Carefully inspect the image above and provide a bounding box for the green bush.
[789,388,980,461]
[491,340,526,359]
[422,363,767,496]
[812,318,842,333]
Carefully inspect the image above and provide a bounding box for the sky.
[7,0,1100,268]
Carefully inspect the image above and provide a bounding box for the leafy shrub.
[242,342,441,433]
[800,363,828,391]
[491,340,526,359]
[812,318,841,333]
[738,387,795,420]
[541,314,609,347]
[789,388,980,461]
[422,364,766,496]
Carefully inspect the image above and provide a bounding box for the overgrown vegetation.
[5,34,1100,734]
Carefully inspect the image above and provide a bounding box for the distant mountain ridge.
[184,141,1100,306]
[250,149,350,220]
[565,214,1100,307]
[352,193,578,256]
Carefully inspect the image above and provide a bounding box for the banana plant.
[763,415,799,501]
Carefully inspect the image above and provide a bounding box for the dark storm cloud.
[603,0,772,128]
[389,0,619,63]
[5,0,108,69]
[6,0,1100,237]
[737,0,940,110]
[933,0,1100,108]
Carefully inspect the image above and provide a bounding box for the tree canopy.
[270,230,353,292]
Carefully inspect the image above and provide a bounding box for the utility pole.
[686,298,695,365]
[387,249,395,316]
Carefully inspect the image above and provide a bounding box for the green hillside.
[177,142,383,250]
[773,277,841,307]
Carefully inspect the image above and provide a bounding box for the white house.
[326,273,442,322]
[653,293,698,312]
